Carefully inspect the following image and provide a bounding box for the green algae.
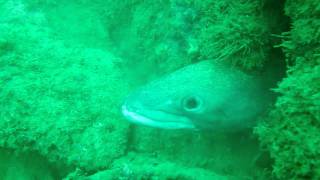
[0,0,130,175]
[255,0,320,179]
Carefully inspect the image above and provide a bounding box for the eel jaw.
[121,104,195,129]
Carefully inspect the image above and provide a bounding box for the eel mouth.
[121,104,195,129]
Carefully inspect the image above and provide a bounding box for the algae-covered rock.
[256,0,320,179]
[65,152,231,180]
[103,0,286,76]
[193,0,286,69]
[102,0,197,84]
[130,127,268,178]
[0,0,130,174]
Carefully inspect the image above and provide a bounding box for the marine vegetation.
[255,0,320,179]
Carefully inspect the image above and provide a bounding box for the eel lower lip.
[121,104,195,129]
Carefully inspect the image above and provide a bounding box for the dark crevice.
[263,0,291,80]
[124,125,137,155]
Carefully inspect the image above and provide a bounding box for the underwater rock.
[256,0,320,179]
[0,0,130,174]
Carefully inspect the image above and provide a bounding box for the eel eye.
[182,95,203,112]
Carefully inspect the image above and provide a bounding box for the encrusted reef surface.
[256,0,320,179]
[0,1,130,178]
[0,0,319,179]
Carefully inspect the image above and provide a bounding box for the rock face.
[256,1,320,179]
[0,0,130,174]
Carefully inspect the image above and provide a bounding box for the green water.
[0,0,319,179]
